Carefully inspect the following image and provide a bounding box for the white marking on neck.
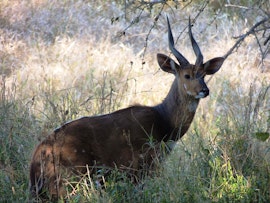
[188,100,198,112]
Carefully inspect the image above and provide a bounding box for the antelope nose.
[202,88,209,97]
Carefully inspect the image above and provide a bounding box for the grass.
[0,0,269,202]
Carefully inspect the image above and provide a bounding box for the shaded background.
[0,0,269,202]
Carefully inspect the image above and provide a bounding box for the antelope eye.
[184,74,191,79]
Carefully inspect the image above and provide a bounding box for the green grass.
[0,0,269,202]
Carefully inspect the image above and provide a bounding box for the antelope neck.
[154,79,199,139]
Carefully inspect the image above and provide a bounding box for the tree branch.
[223,17,269,60]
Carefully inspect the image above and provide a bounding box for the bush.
[0,0,269,202]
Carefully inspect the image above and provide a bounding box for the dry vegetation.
[0,0,269,202]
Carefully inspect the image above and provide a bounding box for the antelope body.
[30,18,224,200]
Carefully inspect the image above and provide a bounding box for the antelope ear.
[203,57,225,75]
[157,53,180,74]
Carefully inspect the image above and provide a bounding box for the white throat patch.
[188,100,198,112]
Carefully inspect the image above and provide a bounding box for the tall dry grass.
[0,0,269,202]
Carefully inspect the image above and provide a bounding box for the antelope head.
[157,17,224,99]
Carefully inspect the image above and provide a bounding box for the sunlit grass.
[0,0,269,202]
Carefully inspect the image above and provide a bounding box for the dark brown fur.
[29,95,193,199]
[29,18,225,200]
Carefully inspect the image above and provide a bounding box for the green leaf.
[254,132,270,142]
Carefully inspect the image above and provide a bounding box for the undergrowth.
[0,0,269,202]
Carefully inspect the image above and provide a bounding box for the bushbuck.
[30,17,224,200]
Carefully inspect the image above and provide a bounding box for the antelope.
[30,17,224,200]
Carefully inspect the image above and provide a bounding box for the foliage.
[0,0,269,202]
